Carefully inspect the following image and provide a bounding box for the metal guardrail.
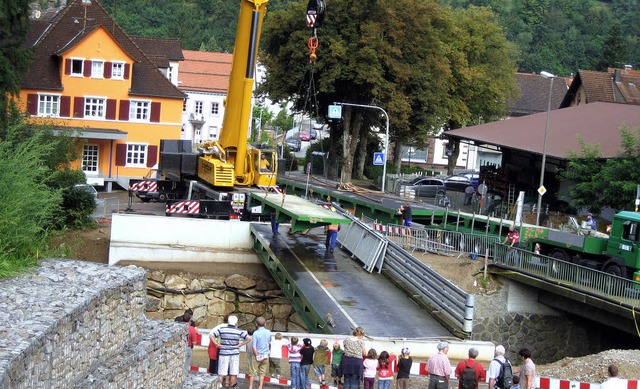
[492,244,640,306]
[339,218,474,334]
[334,204,388,273]
[383,240,474,334]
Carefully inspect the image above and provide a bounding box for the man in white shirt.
[487,345,510,389]
[601,365,626,389]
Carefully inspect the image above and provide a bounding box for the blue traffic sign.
[328,104,342,119]
[373,152,385,166]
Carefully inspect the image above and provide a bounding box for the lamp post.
[536,71,555,226]
[333,102,390,192]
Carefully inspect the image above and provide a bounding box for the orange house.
[19,0,185,191]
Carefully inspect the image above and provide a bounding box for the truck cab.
[605,211,640,281]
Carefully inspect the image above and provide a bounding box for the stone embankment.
[0,259,216,388]
[144,269,308,332]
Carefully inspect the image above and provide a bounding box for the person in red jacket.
[454,348,485,389]
[208,335,219,376]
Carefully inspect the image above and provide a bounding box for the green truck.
[520,211,640,282]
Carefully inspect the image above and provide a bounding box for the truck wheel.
[158,193,167,202]
[551,249,569,262]
[140,198,150,203]
[603,263,624,278]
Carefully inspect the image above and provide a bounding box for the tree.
[441,6,519,174]
[261,0,454,181]
[562,128,640,214]
[0,0,33,127]
[594,23,629,71]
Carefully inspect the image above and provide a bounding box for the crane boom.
[218,0,270,185]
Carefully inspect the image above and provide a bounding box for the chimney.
[624,64,632,75]
[614,69,621,83]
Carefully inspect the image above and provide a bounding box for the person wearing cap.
[209,315,252,389]
[487,345,511,389]
[396,347,413,389]
[426,341,451,389]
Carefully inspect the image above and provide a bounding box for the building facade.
[19,0,185,190]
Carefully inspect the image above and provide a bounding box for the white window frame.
[125,143,148,168]
[91,59,105,78]
[82,144,99,174]
[84,96,107,119]
[194,101,204,115]
[70,58,84,77]
[210,102,219,116]
[37,93,61,117]
[129,99,151,122]
[111,61,125,80]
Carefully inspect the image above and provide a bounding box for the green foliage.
[271,109,294,133]
[51,187,97,229]
[561,127,640,214]
[0,0,33,127]
[0,123,63,277]
[282,148,299,171]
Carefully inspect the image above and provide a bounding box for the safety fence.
[374,223,500,259]
[92,196,121,219]
[492,245,640,305]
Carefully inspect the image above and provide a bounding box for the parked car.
[285,137,301,152]
[310,129,318,140]
[299,131,312,141]
[459,172,479,186]
[445,175,474,192]
[398,177,446,198]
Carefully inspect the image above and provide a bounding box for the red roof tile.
[179,50,233,94]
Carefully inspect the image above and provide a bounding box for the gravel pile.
[536,349,640,382]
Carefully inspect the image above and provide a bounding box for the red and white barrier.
[166,201,200,215]
[130,180,157,192]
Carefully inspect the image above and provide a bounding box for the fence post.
[464,294,475,333]
[483,247,489,280]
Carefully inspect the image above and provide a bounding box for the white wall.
[109,214,257,265]
[181,91,226,144]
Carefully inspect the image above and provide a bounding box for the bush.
[50,187,97,229]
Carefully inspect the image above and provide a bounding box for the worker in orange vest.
[325,223,340,254]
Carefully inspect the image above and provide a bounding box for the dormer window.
[70,59,84,76]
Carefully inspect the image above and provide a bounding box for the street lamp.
[536,71,556,226]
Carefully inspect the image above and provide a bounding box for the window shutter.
[115,143,127,166]
[124,63,130,80]
[150,102,161,122]
[83,60,91,77]
[27,94,38,115]
[104,62,112,78]
[147,145,158,167]
[65,59,72,75]
[74,97,84,118]
[119,100,130,121]
[60,96,71,117]
[106,99,116,120]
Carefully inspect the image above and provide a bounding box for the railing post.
[464,294,475,333]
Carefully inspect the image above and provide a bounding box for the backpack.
[494,358,513,389]
[460,361,478,389]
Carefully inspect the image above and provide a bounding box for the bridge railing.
[492,244,640,306]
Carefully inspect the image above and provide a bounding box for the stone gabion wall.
[472,281,593,364]
[0,259,188,389]
[145,270,309,332]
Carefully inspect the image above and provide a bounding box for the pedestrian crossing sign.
[328,105,342,119]
[373,152,385,166]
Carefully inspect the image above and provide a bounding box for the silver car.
[398,177,446,198]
